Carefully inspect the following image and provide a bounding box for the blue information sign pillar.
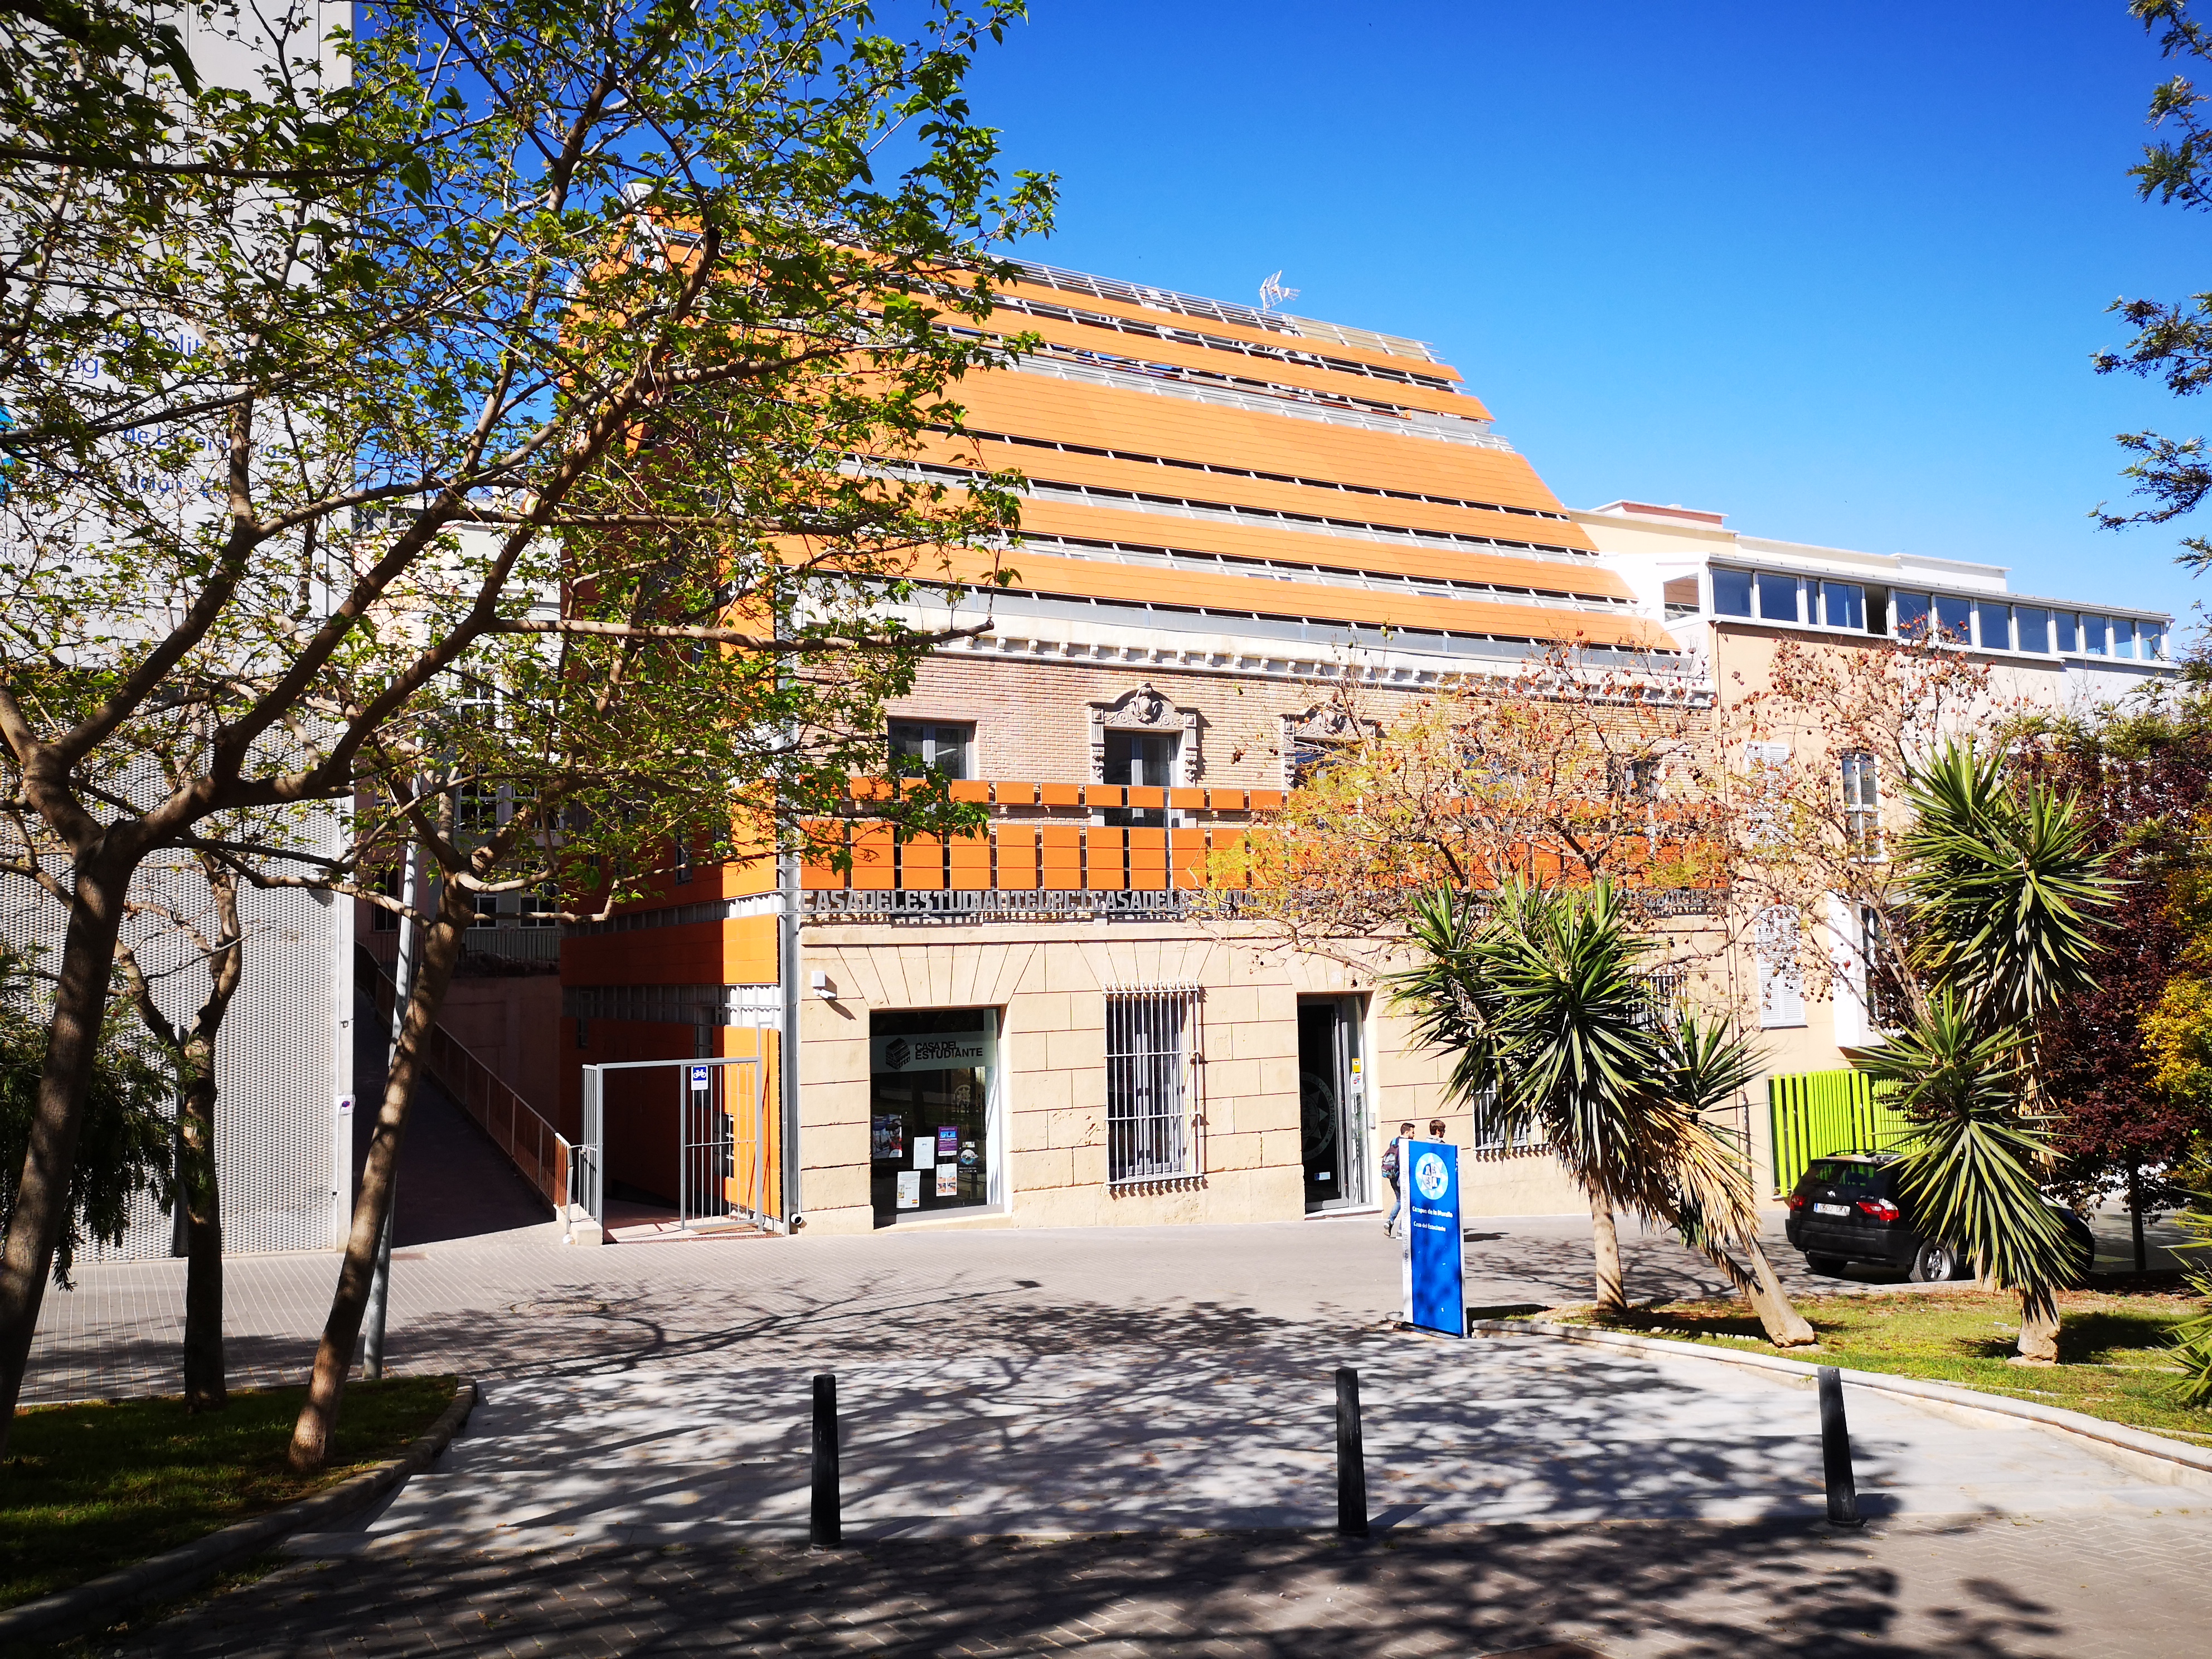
[1402,1138,1466,1336]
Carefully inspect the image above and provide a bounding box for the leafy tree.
[2093,0,2212,573]
[1392,880,1814,1346]
[0,944,171,1288]
[1855,744,2118,1364]
[2017,696,2212,1262]
[0,0,1051,1455]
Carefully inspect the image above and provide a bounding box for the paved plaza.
[23,1191,2212,1657]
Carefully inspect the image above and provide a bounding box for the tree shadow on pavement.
[115,1515,2128,1659]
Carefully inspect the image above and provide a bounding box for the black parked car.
[1784,1153,2095,1283]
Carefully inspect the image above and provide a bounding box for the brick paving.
[95,1512,2212,1657]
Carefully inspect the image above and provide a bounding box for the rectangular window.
[472,890,501,929]
[870,1008,996,1226]
[889,720,973,779]
[1860,906,1903,1031]
[1840,750,1880,856]
[1711,567,1754,617]
[1756,906,1806,1029]
[1663,575,1701,619]
[1973,601,2012,652]
[672,837,692,885]
[1468,1086,1537,1156]
[2114,619,2138,660]
[1820,581,1865,631]
[1104,729,1177,828]
[2144,620,2169,660]
[371,864,401,933]
[1894,591,1932,639]
[1932,593,1972,646]
[521,880,561,928]
[1106,986,1200,1183]
[2083,616,2108,657]
[1755,571,1800,622]
[1744,741,1790,846]
[2014,606,2052,653]
[2055,611,2080,652]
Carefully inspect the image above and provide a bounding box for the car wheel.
[1909,1238,1961,1283]
[1804,1253,1848,1276]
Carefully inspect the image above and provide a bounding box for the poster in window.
[935,1164,958,1198]
[896,1170,921,1209]
[871,1116,904,1162]
[936,1125,959,1162]
[913,1136,934,1169]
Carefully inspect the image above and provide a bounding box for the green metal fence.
[1767,1069,1912,1194]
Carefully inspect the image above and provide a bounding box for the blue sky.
[961,2,2212,633]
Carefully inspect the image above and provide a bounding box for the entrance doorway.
[869,1008,998,1228]
[1298,997,1367,1212]
[576,1044,783,1239]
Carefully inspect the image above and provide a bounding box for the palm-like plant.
[1394,880,1814,1345]
[1858,741,2118,1363]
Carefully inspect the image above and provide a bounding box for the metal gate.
[577,1047,783,1236]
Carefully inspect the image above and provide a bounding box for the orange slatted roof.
[983,309,1487,425]
[997,497,1634,603]
[905,428,1589,552]
[924,544,1668,649]
[939,372,1586,528]
[993,275,1467,389]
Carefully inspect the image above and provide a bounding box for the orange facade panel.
[947,831,991,890]
[944,372,1583,523]
[1007,496,1634,603]
[1086,827,1127,891]
[1170,827,1210,889]
[1127,827,1168,891]
[992,309,1487,426]
[996,826,1040,890]
[1039,824,1083,889]
[849,823,895,890]
[929,544,1669,650]
[994,276,1468,390]
[799,819,846,890]
[900,832,946,891]
[914,428,1590,554]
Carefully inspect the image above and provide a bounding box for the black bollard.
[811,1372,842,1548]
[1818,1366,1862,1529]
[1335,1366,1369,1537]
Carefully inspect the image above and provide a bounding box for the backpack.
[1380,1139,1400,1181]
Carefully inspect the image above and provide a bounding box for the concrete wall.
[794,922,1587,1234]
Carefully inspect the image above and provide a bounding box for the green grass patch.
[1522,1288,2212,1444]
[0,1376,455,1609]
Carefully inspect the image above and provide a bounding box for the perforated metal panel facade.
[1,807,351,1261]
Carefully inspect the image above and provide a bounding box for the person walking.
[1382,1120,1414,1238]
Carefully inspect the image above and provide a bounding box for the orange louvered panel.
[799,820,847,890]
[1039,824,1083,890]
[1127,827,1168,891]
[948,780,992,803]
[1039,782,1082,807]
[1170,828,1210,889]
[1126,785,1166,811]
[1210,830,1250,889]
[1169,787,1206,811]
[948,832,991,890]
[1085,784,1127,810]
[1086,827,1127,890]
[900,833,946,891]
[848,823,895,890]
[995,826,1040,891]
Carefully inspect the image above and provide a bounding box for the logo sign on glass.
[871,1031,995,1074]
[1403,1139,1466,1337]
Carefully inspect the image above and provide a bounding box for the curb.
[0,1376,479,1652]
[1472,1319,2212,1486]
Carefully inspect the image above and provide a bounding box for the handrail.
[354,944,571,1214]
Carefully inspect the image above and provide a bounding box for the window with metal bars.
[1105,986,1200,1183]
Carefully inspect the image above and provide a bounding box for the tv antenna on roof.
[1257,270,1299,313]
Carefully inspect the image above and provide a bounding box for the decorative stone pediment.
[1087,682,1200,782]
[1279,698,1377,788]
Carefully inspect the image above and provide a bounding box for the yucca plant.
[2172,1204,2212,1408]
[1393,879,1814,1345]
[1856,741,2118,1364]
